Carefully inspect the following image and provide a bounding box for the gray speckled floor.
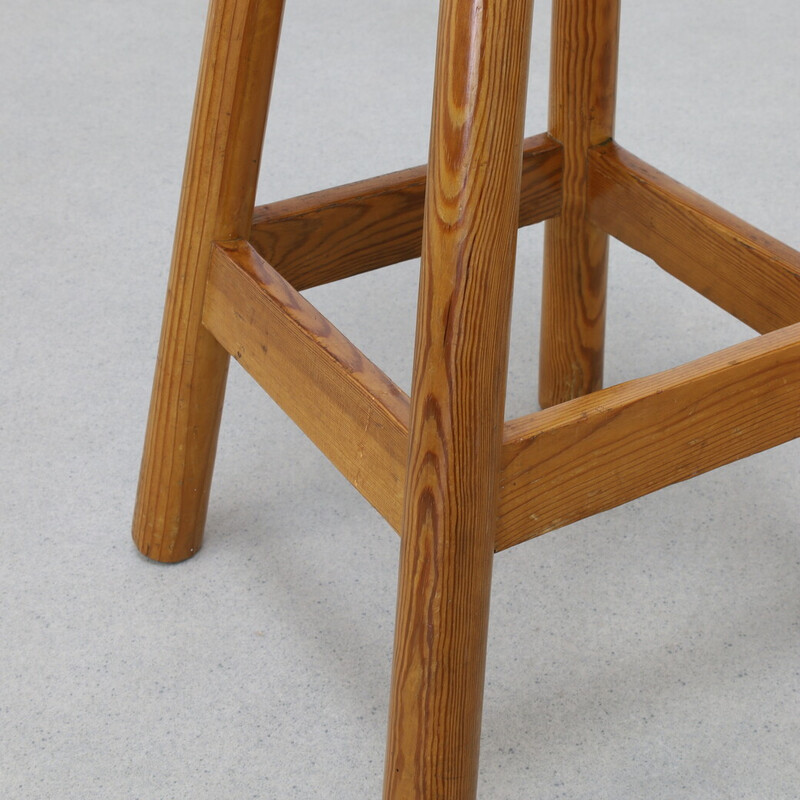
[1,1,798,798]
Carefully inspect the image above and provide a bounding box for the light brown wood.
[497,322,800,551]
[248,133,563,291]
[384,1,534,798]
[203,241,410,530]
[588,141,800,333]
[538,0,620,407]
[133,0,285,562]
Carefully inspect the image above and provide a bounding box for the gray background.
[1,0,798,797]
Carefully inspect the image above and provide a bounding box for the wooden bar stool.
[133,0,800,797]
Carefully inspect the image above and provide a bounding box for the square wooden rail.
[201,133,800,554]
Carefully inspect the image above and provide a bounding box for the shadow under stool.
[132,0,800,797]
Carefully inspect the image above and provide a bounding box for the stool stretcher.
[248,133,563,290]
[203,245,800,555]
[203,240,410,530]
[589,142,800,333]
[498,321,800,550]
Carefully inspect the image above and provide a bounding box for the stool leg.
[133,0,285,562]
[538,0,620,408]
[384,1,534,798]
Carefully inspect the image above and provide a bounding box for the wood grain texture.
[133,0,284,562]
[498,322,800,551]
[588,141,800,332]
[384,1,533,798]
[248,133,563,291]
[203,241,410,530]
[538,0,620,407]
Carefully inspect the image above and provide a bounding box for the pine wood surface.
[538,0,620,407]
[498,322,800,551]
[248,133,563,291]
[589,141,800,333]
[203,241,410,530]
[204,234,800,555]
[133,0,285,562]
[132,0,800,794]
[384,0,534,797]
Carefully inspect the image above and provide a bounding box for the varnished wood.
[588,141,800,332]
[497,322,800,551]
[248,133,563,291]
[538,0,620,407]
[384,1,534,798]
[133,0,800,794]
[133,0,285,562]
[203,241,410,530]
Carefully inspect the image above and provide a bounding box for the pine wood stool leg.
[384,1,534,797]
[132,0,285,562]
[538,0,620,407]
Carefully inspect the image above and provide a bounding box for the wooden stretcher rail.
[497,322,800,551]
[249,133,563,290]
[203,240,410,530]
[588,141,800,333]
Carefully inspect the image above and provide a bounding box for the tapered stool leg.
[133,0,285,562]
[538,0,620,408]
[384,1,534,798]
